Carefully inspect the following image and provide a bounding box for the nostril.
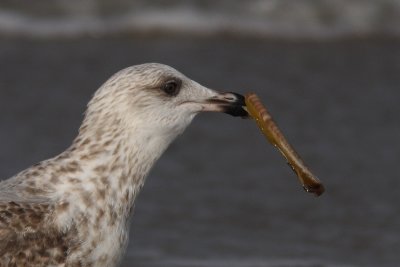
[227,92,245,105]
[224,96,235,101]
[222,92,240,102]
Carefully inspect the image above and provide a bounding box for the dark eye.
[162,79,181,96]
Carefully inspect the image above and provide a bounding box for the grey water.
[1,0,400,38]
[0,38,399,267]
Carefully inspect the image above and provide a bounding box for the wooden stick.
[245,93,324,197]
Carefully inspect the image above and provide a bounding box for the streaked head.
[85,63,247,139]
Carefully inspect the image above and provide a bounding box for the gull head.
[85,63,247,141]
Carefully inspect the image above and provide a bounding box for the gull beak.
[201,91,249,117]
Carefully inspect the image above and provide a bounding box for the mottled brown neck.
[64,115,168,218]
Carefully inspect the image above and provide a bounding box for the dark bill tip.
[223,104,249,117]
[205,92,248,117]
[223,92,248,117]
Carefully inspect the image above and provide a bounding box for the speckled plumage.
[0,63,246,267]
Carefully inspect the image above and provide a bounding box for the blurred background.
[0,1,399,266]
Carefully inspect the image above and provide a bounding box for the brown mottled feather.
[0,201,77,266]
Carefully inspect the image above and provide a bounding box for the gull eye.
[162,79,181,96]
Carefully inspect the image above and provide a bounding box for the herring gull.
[0,63,247,266]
